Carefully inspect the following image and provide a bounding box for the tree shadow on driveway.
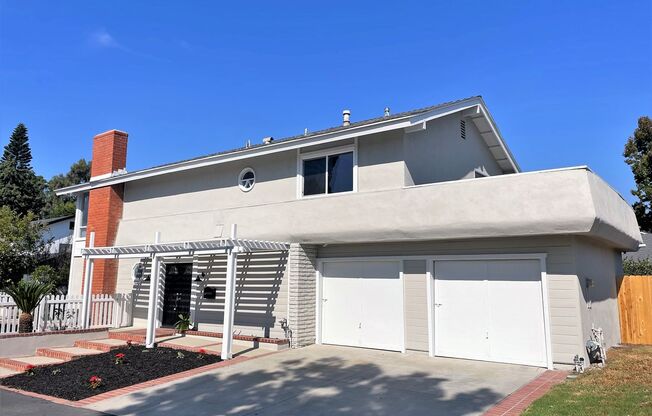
[97,353,506,416]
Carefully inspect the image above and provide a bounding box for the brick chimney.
[83,130,128,294]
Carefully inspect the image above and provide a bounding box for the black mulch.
[0,346,221,401]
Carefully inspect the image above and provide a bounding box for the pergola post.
[80,232,95,329]
[221,224,238,360]
[145,232,161,348]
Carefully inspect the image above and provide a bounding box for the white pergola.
[80,225,290,360]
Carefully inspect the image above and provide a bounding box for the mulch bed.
[0,346,220,401]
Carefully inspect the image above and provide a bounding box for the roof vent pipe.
[262,136,274,144]
[384,107,390,117]
[342,109,351,126]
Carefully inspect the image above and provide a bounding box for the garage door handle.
[322,298,328,302]
[434,303,443,307]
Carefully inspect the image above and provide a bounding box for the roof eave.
[56,96,517,195]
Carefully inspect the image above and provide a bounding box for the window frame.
[296,142,358,199]
[238,167,256,192]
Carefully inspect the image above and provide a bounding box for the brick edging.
[0,327,108,340]
[109,329,289,345]
[0,349,281,408]
[483,370,568,416]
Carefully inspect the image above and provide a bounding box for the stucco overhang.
[115,167,641,251]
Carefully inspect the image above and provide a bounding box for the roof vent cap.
[262,136,274,144]
[384,107,390,117]
[342,109,351,126]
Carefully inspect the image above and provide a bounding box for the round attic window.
[238,167,255,192]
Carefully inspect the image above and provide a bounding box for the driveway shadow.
[97,354,505,416]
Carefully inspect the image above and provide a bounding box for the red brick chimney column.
[83,130,128,294]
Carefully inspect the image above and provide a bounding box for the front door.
[162,263,193,327]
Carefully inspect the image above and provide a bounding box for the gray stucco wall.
[573,236,623,351]
[404,113,503,186]
[107,168,639,251]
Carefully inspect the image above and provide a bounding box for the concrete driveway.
[86,345,544,416]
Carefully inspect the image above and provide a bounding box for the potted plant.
[1,279,54,333]
[174,313,191,336]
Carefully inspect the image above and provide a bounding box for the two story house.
[56,96,641,368]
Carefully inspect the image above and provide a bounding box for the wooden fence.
[618,275,652,345]
[0,293,132,335]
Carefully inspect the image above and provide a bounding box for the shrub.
[174,313,191,334]
[623,258,652,275]
[1,279,54,332]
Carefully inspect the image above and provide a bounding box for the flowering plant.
[126,340,133,349]
[89,375,102,389]
[25,364,35,376]
[197,348,207,359]
[115,352,126,365]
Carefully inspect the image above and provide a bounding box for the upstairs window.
[300,146,355,197]
[78,192,89,238]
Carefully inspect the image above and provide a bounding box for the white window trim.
[238,167,256,192]
[296,141,358,199]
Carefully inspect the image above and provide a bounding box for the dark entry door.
[162,263,193,327]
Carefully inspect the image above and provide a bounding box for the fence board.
[618,275,652,345]
[0,291,131,334]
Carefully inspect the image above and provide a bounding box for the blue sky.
[1,1,650,201]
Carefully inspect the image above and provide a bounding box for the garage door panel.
[435,259,547,367]
[322,272,361,348]
[321,261,403,352]
[486,260,547,366]
[435,261,490,361]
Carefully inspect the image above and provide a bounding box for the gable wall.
[404,113,503,186]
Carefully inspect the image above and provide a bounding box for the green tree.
[0,123,46,216]
[42,159,91,218]
[0,206,49,283]
[624,116,652,231]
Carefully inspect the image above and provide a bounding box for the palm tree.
[2,280,54,333]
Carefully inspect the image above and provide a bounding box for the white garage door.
[434,259,548,367]
[321,260,403,351]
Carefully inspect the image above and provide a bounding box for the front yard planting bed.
[525,345,652,415]
[0,345,220,401]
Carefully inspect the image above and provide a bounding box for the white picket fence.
[0,292,132,335]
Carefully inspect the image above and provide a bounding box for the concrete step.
[36,347,103,361]
[0,367,20,378]
[107,328,289,350]
[75,338,130,352]
[108,328,175,342]
[0,355,65,372]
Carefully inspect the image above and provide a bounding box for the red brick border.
[0,349,280,408]
[108,328,289,345]
[0,327,108,340]
[483,370,568,416]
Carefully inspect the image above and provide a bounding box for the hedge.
[622,258,652,275]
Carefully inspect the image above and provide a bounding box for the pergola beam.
[80,232,95,329]
[145,232,161,348]
[221,224,239,360]
[80,229,290,358]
